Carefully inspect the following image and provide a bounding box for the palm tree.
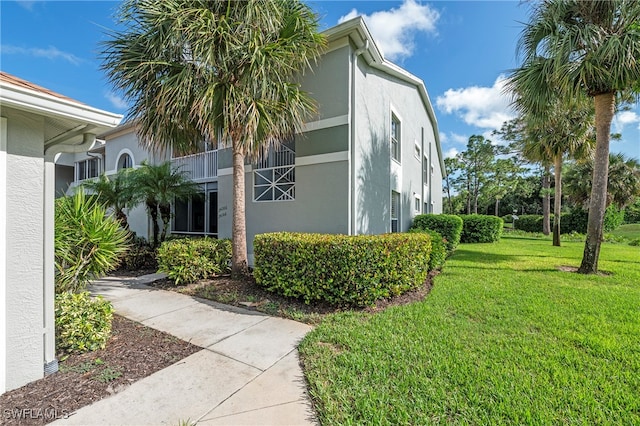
[521,96,594,246]
[101,0,324,276]
[129,161,202,247]
[565,153,640,210]
[81,169,135,229]
[507,0,640,272]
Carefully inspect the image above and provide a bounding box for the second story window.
[117,153,133,170]
[391,114,401,162]
[75,158,100,181]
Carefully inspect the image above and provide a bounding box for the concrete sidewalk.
[53,274,317,426]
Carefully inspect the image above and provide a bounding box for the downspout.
[428,141,432,212]
[350,40,368,235]
[43,131,97,375]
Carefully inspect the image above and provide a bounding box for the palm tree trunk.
[147,201,160,248]
[542,165,551,236]
[231,144,249,278]
[552,156,562,247]
[579,92,615,274]
[159,203,171,243]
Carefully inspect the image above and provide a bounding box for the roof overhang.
[323,18,446,174]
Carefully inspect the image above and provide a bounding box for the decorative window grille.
[254,142,295,202]
[75,158,100,181]
[391,191,400,232]
[391,115,401,162]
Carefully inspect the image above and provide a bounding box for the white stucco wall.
[1,108,46,391]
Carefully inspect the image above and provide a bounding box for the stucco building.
[0,72,122,393]
[60,17,445,262]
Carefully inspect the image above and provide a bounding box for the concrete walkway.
[53,274,317,426]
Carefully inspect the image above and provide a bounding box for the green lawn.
[300,236,640,425]
[610,223,640,240]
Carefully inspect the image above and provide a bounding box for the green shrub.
[513,214,543,233]
[563,206,624,234]
[410,229,446,271]
[55,189,130,293]
[624,199,640,223]
[459,215,504,243]
[157,238,231,285]
[629,238,640,246]
[55,292,113,354]
[254,232,432,307]
[119,236,157,271]
[411,214,463,253]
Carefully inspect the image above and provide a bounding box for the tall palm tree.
[101,0,325,276]
[521,96,594,246]
[507,0,640,272]
[129,161,201,247]
[82,169,135,229]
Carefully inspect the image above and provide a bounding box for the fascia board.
[0,82,122,130]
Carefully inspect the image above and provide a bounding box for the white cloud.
[338,0,439,61]
[1,44,83,65]
[106,92,128,110]
[444,148,459,159]
[613,110,640,133]
[17,1,36,11]
[450,133,468,144]
[436,75,515,130]
[439,132,448,143]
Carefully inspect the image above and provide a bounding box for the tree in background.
[129,161,201,248]
[456,135,496,214]
[508,0,640,272]
[102,0,325,277]
[565,154,640,211]
[82,169,135,229]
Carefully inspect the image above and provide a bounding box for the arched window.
[117,153,133,170]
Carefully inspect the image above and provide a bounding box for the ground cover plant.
[300,235,640,424]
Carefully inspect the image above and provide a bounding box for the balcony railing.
[172,150,218,180]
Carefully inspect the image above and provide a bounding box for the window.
[173,192,217,236]
[423,155,429,184]
[117,153,133,170]
[424,202,429,214]
[414,195,421,213]
[75,158,100,181]
[391,191,400,232]
[391,114,401,162]
[414,141,421,160]
[254,142,295,202]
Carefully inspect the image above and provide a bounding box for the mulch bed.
[0,315,201,426]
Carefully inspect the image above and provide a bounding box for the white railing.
[255,144,295,169]
[172,150,218,180]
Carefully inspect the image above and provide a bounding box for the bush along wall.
[254,232,433,307]
[157,237,231,285]
[409,229,446,271]
[410,214,463,253]
[458,215,504,243]
[55,292,113,354]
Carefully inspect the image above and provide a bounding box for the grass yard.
[610,223,640,240]
[300,236,640,425]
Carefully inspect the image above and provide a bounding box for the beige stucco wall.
[1,108,46,392]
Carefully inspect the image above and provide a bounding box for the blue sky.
[2,0,639,162]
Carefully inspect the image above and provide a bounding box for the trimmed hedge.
[157,237,231,285]
[410,229,446,271]
[55,292,113,354]
[458,215,503,243]
[254,232,432,307]
[513,215,544,233]
[411,214,463,253]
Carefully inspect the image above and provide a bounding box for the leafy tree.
[81,169,135,229]
[129,161,201,247]
[565,153,640,210]
[443,157,462,214]
[101,0,325,276]
[508,0,640,272]
[455,135,496,214]
[486,157,524,216]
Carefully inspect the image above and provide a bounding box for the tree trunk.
[552,156,562,247]
[159,203,171,243]
[147,201,160,248]
[231,143,249,278]
[542,165,551,236]
[494,198,500,216]
[579,92,615,274]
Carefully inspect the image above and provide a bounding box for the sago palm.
[507,0,640,273]
[101,0,325,276]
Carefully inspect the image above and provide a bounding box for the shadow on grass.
[451,249,522,264]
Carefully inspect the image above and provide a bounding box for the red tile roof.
[0,71,84,105]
